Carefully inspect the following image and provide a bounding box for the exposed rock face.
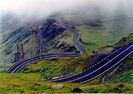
[41,19,65,42]
[38,19,66,53]
[1,18,66,63]
[51,84,64,89]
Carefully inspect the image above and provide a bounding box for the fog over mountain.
[0,0,133,47]
[0,0,133,64]
[0,0,133,19]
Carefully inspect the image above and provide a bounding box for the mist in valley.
[0,0,133,63]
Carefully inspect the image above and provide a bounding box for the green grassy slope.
[0,34,132,93]
[22,54,91,80]
[77,22,133,53]
[0,19,133,93]
[106,33,133,83]
[108,70,133,83]
[0,73,133,93]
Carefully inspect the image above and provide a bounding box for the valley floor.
[0,72,133,93]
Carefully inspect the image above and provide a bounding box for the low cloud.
[0,0,87,18]
[0,0,133,19]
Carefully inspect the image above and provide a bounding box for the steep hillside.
[0,14,75,64]
[20,33,133,83]
[0,16,133,93]
[1,13,133,64]
[105,33,133,83]
[21,53,91,80]
[0,33,132,93]
[76,19,133,52]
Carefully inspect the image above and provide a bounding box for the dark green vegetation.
[76,20,133,52]
[0,33,131,93]
[116,33,133,47]
[108,70,133,83]
[1,13,133,63]
[106,33,133,84]
[0,73,133,93]
[22,54,91,80]
[0,14,133,93]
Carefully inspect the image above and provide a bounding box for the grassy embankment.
[0,26,132,93]
[0,73,133,93]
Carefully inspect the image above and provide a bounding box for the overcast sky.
[0,0,87,16]
[0,0,133,62]
[0,0,133,18]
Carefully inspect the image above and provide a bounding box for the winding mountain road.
[58,17,86,54]
[6,53,80,73]
[6,17,85,73]
[6,17,133,84]
[50,42,133,84]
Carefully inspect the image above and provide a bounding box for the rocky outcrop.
[41,19,65,42]
[51,84,64,89]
